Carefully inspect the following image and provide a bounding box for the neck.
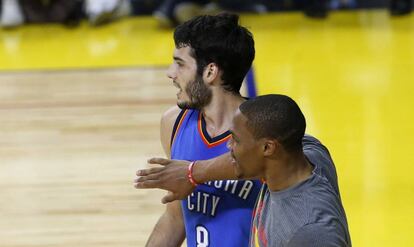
[264,152,313,192]
[201,88,245,137]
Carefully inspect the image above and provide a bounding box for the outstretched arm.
[135,136,320,203]
[135,152,239,203]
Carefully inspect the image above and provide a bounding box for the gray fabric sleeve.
[287,223,349,247]
[302,134,340,195]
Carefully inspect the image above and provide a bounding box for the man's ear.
[203,63,220,84]
[263,139,279,157]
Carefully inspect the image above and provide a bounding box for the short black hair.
[174,13,255,94]
[239,94,306,152]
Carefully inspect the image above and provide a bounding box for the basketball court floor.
[0,10,413,246]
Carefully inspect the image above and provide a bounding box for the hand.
[134,158,195,204]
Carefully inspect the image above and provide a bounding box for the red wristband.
[187,161,199,187]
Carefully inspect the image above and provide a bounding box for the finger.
[147,157,171,166]
[134,173,161,183]
[134,179,162,189]
[136,166,164,176]
[162,192,178,204]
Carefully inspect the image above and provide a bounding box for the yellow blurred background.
[1,10,413,246]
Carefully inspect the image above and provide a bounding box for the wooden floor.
[0,68,173,246]
[1,10,414,247]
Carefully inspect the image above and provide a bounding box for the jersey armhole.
[170,109,188,148]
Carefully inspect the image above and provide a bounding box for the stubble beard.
[177,74,212,110]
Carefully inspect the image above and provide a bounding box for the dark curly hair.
[174,13,255,94]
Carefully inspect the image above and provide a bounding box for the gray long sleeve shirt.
[249,135,351,247]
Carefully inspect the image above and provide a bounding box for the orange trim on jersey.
[252,186,267,247]
[197,112,232,148]
[254,226,260,247]
[171,109,189,147]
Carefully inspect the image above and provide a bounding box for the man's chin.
[177,101,202,110]
[234,166,245,179]
[177,101,190,109]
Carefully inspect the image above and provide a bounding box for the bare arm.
[146,201,185,247]
[192,152,238,182]
[136,135,317,204]
[144,106,185,247]
[135,152,244,204]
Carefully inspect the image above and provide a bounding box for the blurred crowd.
[0,0,412,29]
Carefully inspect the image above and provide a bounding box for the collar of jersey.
[197,111,232,148]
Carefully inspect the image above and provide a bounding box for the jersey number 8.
[196,225,209,247]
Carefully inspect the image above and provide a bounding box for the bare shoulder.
[160,105,182,157]
[161,105,182,131]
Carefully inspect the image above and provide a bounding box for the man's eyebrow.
[173,56,185,62]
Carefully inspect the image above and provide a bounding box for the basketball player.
[143,13,262,247]
[136,94,352,246]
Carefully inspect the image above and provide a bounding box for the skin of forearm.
[192,153,239,183]
[146,211,185,247]
[146,226,184,247]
